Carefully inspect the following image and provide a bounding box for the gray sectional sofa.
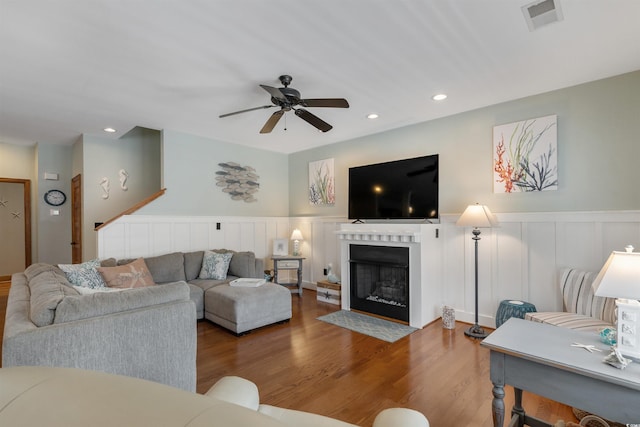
[111,250,292,333]
[2,250,292,392]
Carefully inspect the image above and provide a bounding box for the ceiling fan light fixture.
[367,113,379,119]
[220,75,349,134]
[432,94,447,101]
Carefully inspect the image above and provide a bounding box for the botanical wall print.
[215,162,259,202]
[493,114,558,193]
[309,158,335,205]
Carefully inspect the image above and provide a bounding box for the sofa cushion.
[144,252,186,283]
[229,252,256,278]
[97,258,156,289]
[27,267,80,327]
[199,251,233,280]
[24,263,65,281]
[58,259,106,289]
[54,282,191,324]
[100,258,117,267]
[184,251,204,281]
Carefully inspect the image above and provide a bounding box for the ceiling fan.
[219,75,349,134]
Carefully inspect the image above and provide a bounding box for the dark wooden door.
[71,174,82,263]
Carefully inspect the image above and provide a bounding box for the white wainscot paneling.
[98,211,640,328]
[441,210,640,328]
[524,222,558,312]
[98,215,292,261]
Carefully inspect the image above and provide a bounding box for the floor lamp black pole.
[465,228,488,339]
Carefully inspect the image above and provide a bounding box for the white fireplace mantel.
[338,223,443,328]
[336,229,421,243]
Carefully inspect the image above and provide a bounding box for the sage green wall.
[137,129,289,216]
[37,144,73,264]
[289,71,640,216]
[82,128,162,259]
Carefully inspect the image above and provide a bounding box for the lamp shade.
[456,204,498,228]
[592,246,640,300]
[290,229,303,241]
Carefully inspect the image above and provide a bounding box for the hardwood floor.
[0,283,576,426]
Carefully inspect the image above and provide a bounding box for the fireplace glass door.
[349,245,409,322]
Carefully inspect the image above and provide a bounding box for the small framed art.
[273,239,288,256]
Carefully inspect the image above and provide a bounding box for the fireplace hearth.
[349,244,409,322]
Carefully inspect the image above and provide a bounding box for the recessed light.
[103,127,116,133]
[432,94,447,101]
[367,113,379,119]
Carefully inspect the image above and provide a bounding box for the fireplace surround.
[338,223,442,328]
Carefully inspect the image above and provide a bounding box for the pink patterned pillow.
[97,258,155,289]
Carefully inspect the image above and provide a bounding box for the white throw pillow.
[58,259,106,289]
[199,251,233,280]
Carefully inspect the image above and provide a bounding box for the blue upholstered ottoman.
[496,300,537,328]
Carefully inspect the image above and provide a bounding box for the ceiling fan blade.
[260,110,285,134]
[294,108,333,132]
[260,85,288,102]
[219,105,274,118]
[300,98,350,108]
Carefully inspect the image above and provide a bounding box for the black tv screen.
[348,154,438,220]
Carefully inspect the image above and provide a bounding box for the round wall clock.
[44,189,67,206]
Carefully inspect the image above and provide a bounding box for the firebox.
[349,244,409,322]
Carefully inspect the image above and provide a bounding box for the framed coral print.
[493,115,557,193]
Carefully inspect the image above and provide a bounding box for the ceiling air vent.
[522,0,564,31]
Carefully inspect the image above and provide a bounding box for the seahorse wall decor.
[215,162,259,202]
[100,177,110,199]
[119,169,129,191]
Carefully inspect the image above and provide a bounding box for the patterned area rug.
[317,310,417,343]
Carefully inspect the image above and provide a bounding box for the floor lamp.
[456,203,498,339]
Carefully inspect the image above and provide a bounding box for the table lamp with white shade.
[456,203,498,339]
[291,229,304,256]
[591,245,640,360]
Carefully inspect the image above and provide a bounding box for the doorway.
[0,178,32,280]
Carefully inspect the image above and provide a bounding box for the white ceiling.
[1,1,639,154]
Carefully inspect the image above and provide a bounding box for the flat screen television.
[348,154,438,221]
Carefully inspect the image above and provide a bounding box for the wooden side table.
[271,255,304,295]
